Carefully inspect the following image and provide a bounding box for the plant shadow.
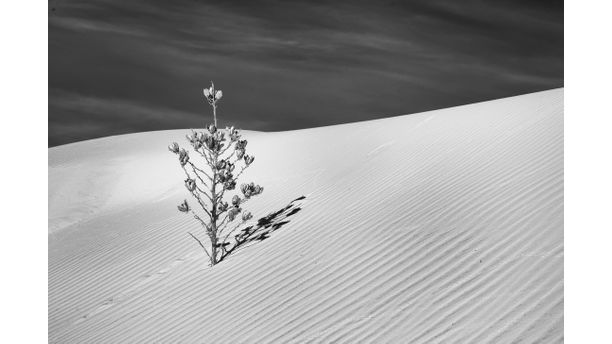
[218,195,306,263]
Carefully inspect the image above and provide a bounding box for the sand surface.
[49,89,563,343]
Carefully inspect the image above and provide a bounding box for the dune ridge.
[49,88,563,343]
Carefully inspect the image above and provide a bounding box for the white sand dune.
[49,88,563,343]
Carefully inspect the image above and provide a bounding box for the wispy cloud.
[49,90,203,145]
[49,0,563,146]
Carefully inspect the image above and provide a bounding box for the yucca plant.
[169,82,263,266]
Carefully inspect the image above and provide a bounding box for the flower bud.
[177,200,190,213]
[244,155,254,166]
[184,178,196,192]
[204,136,214,150]
[216,159,226,170]
[236,139,248,150]
[240,182,263,198]
[228,126,240,141]
[228,207,241,222]
[224,180,236,190]
[242,212,252,221]
[217,170,227,183]
[205,86,215,102]
[236,149,245,160]
[208,124,217,134]
[178,149,189,166]
[232,195,241,206]
[218,202,229,213]
[168,142,180,154]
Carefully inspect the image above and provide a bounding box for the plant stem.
[209,149,219,265]
[213,103,217,127]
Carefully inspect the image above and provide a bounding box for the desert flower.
[236,149,245,159]
[236,139,248,150]
[168,142,180,154]
[203,86,216,103]
[170,81,265,267]
[228,126,240,141]
[191,132,204,149]
[228,207,241,221]
[217,170,233,183]
[203,83,222,102]
[241,182,263,198]
[204,136,214,150]
[178,149,189,166]
[217,201,229,213]
[216,159,227,170]
[242,212,253,221]
[224,179,236,190]
[184,178,196,192]
[177,200,190,213]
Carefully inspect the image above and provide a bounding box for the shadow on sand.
[217,195,306,263]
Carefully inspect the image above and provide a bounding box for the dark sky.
[49,0,563,147]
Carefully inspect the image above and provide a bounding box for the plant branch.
[196,185,213,202]
[188,232,212,261]
[191,210,210,231]
[191,191,212,219]
[217,199,251,234]
[234,165,249,181]
[188,161,213,183]
[197,147,215,167]
[220,141,236,157]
